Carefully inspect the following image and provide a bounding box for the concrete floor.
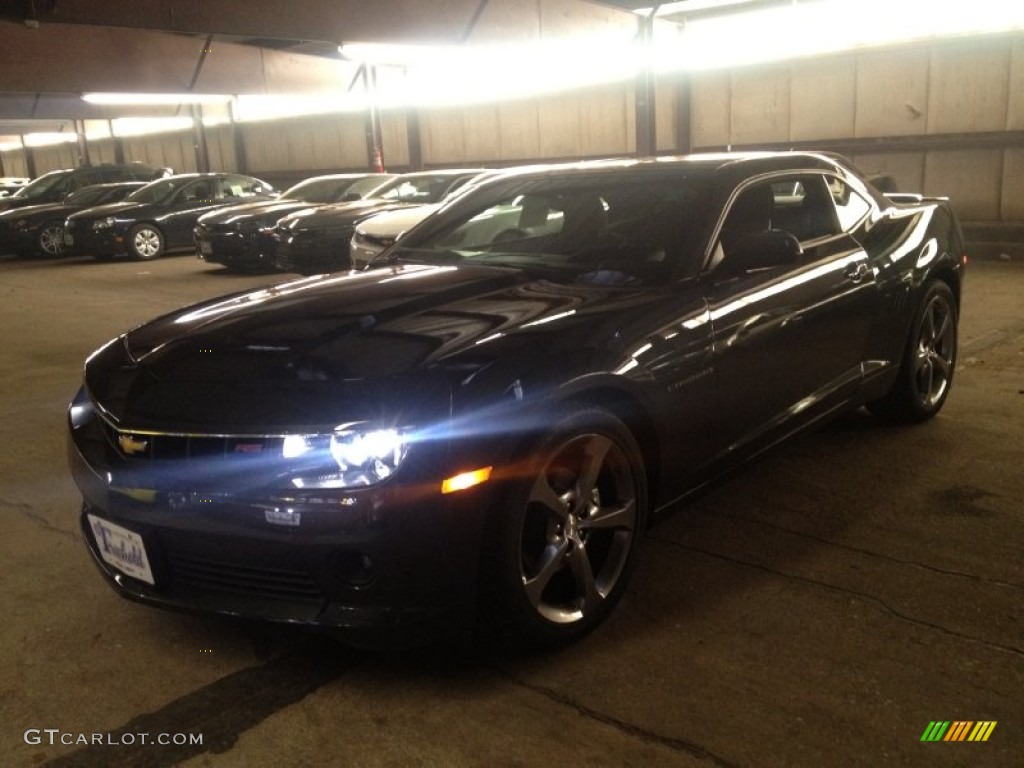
[1,253,1021,768]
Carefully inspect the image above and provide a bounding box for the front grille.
[104,422,283,461]
[166,551,324,600]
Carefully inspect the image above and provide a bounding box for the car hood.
[0,200,70,220]
[277,200,414,231]
[357,204,438,238]
[67,201,143,221]
[85,263,667,432]
[197,199,314,226]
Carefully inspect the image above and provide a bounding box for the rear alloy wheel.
[38,222,65,256]
[868,280,958,423]
[127,224,165,260]
[487,407,647,648]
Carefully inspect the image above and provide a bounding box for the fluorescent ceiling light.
[82,92,233,105]
[652,0,1024,71]
[23,132,77,147]
[633,0,760,17]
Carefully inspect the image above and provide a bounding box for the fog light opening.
[441,466,493,494]
[333,550,375,588]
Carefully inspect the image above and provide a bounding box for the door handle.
[844,261,870,283]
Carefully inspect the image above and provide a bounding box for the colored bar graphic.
[968,722,997,742]
[921,720,997,742]
[921,721,950,742]
[944,721,972,741]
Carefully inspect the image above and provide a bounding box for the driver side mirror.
[719,230,802,275]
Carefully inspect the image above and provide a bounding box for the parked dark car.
[64,173,276,260]
[194,173,395,271]
[0,163,169,214]
[0,182,145,257]
[270,169,486,275]
[68,152,964,648]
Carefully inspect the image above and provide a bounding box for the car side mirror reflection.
[720,230,803,275]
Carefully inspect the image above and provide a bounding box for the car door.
[703,173,876,457]
[159,178,226,247]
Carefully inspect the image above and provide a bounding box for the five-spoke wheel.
[486,406,646,648]
[868,280,958,422]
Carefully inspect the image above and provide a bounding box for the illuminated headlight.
[68,387,95,429]
[92,217,117,230]
[282,425,410,489]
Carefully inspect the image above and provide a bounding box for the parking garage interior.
[0,1,1022,766]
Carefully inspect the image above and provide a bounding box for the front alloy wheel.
[128,224,164,260]
[488,407,647,648]
[38,223,65,256]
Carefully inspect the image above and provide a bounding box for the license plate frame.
[87,514,155,585]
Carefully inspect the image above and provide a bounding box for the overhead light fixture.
[650,0,1024,71]
[82,92,233,106]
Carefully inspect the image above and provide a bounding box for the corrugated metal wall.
[4,33,1022,223]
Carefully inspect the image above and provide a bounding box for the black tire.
[867,280,957,423]
[483,406,648,649]
[127,224,165,260]
[37,221,65,257]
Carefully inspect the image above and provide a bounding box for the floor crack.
[493,665,744,768]
[649,535,1024,658]
[0,496,79,542]
[711,511,1024,590]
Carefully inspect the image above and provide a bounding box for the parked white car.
[349,204,439,267]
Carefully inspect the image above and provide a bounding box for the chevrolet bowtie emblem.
[118,433,149,456]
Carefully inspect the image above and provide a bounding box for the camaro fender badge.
[118,433,149,456]
[265,507,301,527]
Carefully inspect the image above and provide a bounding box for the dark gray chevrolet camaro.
[68,152,965,647]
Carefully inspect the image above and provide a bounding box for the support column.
[406,108,423,171]
[634,13,657,158]
[74,119,91,166]
[191,104,211,172]
[108,119,126,163]
[363,64,384,172]
[229,100,248,174]
[21,136,36,178]
[674,72,692,154]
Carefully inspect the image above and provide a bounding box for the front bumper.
[194,227,276,270]
[64,221,123,256]
[67,397,493,643]
[272,228,354,274]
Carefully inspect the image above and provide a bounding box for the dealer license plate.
[87,514,155,585]
[64,233,74,246]
[199,240,212,256]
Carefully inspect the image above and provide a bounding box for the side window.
[223,176,267,198]
[182,180,218,202]
[828,178,872,231]
[770,175,840,242]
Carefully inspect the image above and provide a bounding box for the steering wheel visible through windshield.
[387,175,709,285]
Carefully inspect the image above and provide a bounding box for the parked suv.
[0,163,170,214]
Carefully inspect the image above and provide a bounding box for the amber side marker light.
[441,466,493,494]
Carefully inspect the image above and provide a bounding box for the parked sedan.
[348,204,438,267]
[195,173,396,271]
[271,169,486,275]
[64,173,276,260]
[0,182,145,257]
[68,152,964,648]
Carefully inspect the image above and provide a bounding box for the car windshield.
[387,174,710,286]
[65,186,115,206]
[372,174,466,204]
[13,171,65,199]
[281,175,389,204]
[125,177,192,205]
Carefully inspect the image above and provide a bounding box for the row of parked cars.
[0,162,490,274]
